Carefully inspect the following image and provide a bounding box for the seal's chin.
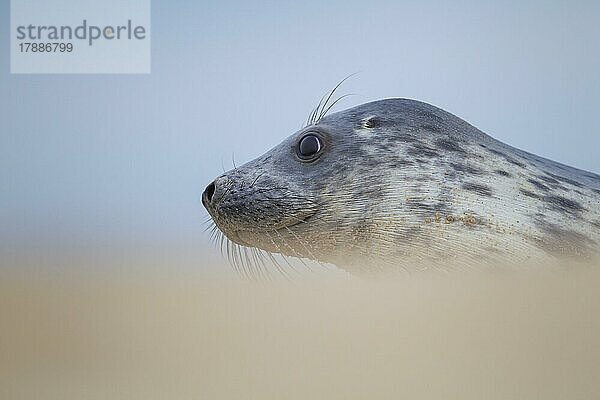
[221,212,315,254]
[225,230,250,247]
[234,230,290,255]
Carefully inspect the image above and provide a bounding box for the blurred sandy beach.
[1,263,599,400]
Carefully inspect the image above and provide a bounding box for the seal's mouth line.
[282,213,314,229]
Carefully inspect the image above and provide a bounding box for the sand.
[1,263,599,399]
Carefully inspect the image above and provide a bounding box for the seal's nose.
[202,181,216,208]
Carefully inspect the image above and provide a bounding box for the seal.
[202,98,600,274]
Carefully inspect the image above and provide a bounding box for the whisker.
[307,92,328,126]
[249,247,271,282]
[284,227,316,272]
[249,172,265,188]
[268,229,307,276]
[316,73,358,123]
[319,93,357,121]
[242,246,259,281]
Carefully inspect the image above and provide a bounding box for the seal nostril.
[203,181,216,206]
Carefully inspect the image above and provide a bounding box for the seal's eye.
[297,134,322,159]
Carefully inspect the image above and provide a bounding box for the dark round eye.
[298,134,322,159]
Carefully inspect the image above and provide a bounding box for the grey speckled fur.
[204,99,600,273]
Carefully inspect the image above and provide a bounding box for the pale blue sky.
[1,0,599,267]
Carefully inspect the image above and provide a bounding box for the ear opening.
[362,115,380,129]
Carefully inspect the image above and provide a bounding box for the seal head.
[203,98,600,272]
